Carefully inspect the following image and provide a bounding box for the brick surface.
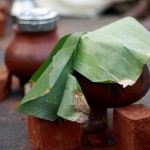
[0,65,11,101]
[113,104,150,150]
[28,116,83,150]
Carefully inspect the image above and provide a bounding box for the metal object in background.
[17,8,59,32]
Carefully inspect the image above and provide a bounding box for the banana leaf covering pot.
[74,64,150,108]
[5,8,59,85]
[17,17,150,150]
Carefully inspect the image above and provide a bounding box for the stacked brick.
[113,104,150,150]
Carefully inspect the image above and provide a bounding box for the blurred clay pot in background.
[5,25,59,84]
[75,65,150,108]
[28,116,83,150]
[5,8,59,85]
[0,0,9,37]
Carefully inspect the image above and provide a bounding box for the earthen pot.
[5,25,59,84]
[28,116,83,150]
[74,65,150,108]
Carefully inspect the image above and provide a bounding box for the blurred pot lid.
[17,8,59,21]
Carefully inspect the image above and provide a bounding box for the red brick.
[28,116,83,150]
[0,65,11,101]
[113,104,150,150]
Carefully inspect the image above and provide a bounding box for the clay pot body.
[28,116,83,150]
[75,65,150,108]
[5,25,59,84]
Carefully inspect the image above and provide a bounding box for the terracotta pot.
[5,25,59,84]
[74,65,150,108]
[28,116,83,150]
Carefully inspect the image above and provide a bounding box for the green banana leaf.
[30,34,71,82]
[17,17,150,123]
[17,32,90,122]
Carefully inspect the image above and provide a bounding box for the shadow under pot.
[28,116,83,150]
[5,8,59,85]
